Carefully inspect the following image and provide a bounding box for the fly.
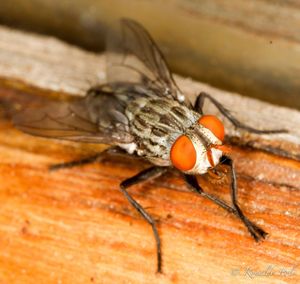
[13,19,287,273]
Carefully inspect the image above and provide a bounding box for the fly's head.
[170,115,230,175]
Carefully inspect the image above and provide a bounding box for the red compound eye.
[170,135,196,171]
[198,115,225,141]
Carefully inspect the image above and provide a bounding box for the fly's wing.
[107,19,189,105]
[13,88,134,144]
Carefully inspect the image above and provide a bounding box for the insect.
[13,19,286,273]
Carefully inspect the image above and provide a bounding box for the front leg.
[184,174,266,240]
[120,166,168,273]
[195,92,287,134]
[220,155,268,241]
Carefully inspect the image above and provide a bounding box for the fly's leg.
[49,147,124,171]
[184,173,267,241]
[221,155,267,240]
[49,153,103,171]
[120,166,168,273]
[195,92,287,134]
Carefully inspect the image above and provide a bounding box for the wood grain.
[0,26,299,284]
[0,25,299,160]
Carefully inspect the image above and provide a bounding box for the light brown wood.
[0,26,299,284]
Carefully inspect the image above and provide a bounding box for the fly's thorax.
[124,96,225,171]
[125,96,199,162]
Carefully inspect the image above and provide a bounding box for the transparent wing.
[107,18,188,104]
[13,88,134,144]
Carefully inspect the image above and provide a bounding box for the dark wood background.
[1,0,300,109]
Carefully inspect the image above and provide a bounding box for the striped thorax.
[121,95,226,175]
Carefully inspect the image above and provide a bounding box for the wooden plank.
[0,26,299,160]
[0,26,299,283]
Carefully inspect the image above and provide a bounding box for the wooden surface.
[0,26,299,283]
[2,0,300,109]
